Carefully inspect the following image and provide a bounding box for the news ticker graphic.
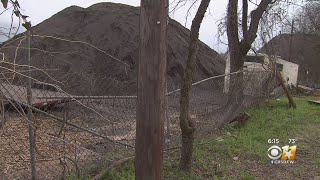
[267,139,297,164]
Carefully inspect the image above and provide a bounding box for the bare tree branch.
[242,0,248,39]
[240,0,273,55]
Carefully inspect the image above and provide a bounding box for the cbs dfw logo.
[267,145,297,164]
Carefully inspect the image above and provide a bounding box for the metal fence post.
[0,94,5,133]
[27,31,37,180]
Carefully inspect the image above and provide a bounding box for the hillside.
[0,3,225,95]
[259,33,320,88]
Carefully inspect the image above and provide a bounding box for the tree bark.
[242,0,248,40]
[179,0,211,172]
[226,0,244,102]
[224,0,275,123]
[239,0,273,60]
[227,0,241,72]
[135,0,168,179]
[227,0,273,72]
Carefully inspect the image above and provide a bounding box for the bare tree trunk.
[227,0,241,72]
[242,0,248,40]
[135,0,168,179]
[226,0,244,111]
[179,0,211,172]
[223,0,274,123]
[227,0,273,72]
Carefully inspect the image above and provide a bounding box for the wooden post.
[276,71,296,108]
[135,0,168,179]
[0,94,5,132]
[288,19,294,62]
[26,31,37,180]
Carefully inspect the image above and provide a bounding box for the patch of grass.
[101,96,320,179]
[66,174,91,180]
[316,156,320,168]
[101,160,135,180]
[241,172,256,180]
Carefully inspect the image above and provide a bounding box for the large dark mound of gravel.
[1,3,225,95]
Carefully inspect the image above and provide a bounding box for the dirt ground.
[0,112,132,179]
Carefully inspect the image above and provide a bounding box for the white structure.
[244,53,299,86]
[274,58,299,87]
[224,53,299,94]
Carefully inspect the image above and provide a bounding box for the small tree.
[179,0,211,172]
[226,0,298,110]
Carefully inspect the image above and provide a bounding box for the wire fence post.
[0,94,5,133]
[27,31,37,180]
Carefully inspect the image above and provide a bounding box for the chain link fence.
[0,35,279,179]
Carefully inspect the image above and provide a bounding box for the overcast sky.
[0,0,233,52]
[0,0,301,53]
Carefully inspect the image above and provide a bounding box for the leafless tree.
[177,0,296,172]
[0,0,31,37]
[292,1,320,35]
[178,0,211,172]
[227,0,277,72]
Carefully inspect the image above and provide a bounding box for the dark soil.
[0,3,225,95]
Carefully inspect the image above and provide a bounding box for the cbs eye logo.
[267,145,282,160]
[267,145,297,160]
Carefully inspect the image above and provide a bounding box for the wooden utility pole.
[135,0,168,179]
[288,19,294,62]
